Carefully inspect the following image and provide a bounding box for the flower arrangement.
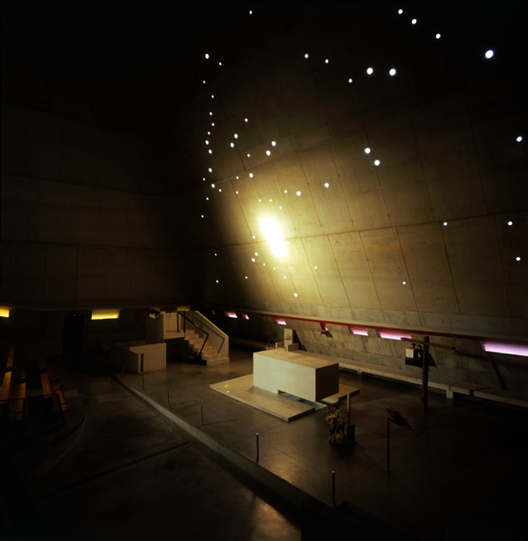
[325,406,345,445]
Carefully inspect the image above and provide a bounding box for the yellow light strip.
[0,306,11,318]
[91,309,120,320]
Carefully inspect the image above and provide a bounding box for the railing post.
[167,389,170,407]
[332,471,336,506]
[387,418,391,473]
[256,433,260,461]
[200,405,204,427]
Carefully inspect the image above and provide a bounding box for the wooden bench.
[9,354,27,422]
[1,347,15,416]
[45,359,69,413]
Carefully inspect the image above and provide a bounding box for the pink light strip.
[379,331,413,341]
[483,342,528,357]
[225,311,238,318]
[349,326,368,336]
[274,318,287,325]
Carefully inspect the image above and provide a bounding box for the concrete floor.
[9,345,528,541]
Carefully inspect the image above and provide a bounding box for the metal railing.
[176,311,210,359]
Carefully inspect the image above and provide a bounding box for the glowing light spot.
[211,183,215,188]
[279,206,282,209]
[314,266,318,270]
[207,131,211,135]
[205,140,209,145]
[203,178,206,181]
[364,147,371,154]
[245,276,248,279]
[211,122,215,126]
[411,18,417,24]
[255,252,258,256]
[266,150,271,156]
[214,253,217,256]
[374,160,380,166]
[219,189,222,192]
[206,197,209,200]
[296,191,301,196]
[402,281,406,285]
[284,190,288,193]
[236,176,239,179]
[271,141,277,146]
[516,256,521,261]
[348,78,353,83]
[209,112,213,116]
[251,258,255,262]
[230,142,235,148]
[203,80,206,84]
[249,173,254,178]
[517,136,523,142]
[263,263,266,266]
[269,199,272,202]
[247,153,251,158]
[305,53,309,58]
[436,33,441,39]
[325,59,329,64]
[245,118,248,122]
[508,221,513,226]
[324,183,329,188]
[208,149,212,154]
[252,235,255,239]
[389,68,396,76]
[443,222,448,226]
[234,133,238,139]
[208,168,213,172]
[485,50,494,59]
[201,214,204,218]
[235,191,239,195]
[91,309,120,320]
[398,9,403,14]
[211,95,214,99]
[284,276,286,279]
[367,67,373,75]
[218,62,222,66]
[205,53,210,59]
[258,199,262,202]
[249,10,252,15]
[259,217,288,257]
[294,293,298,297]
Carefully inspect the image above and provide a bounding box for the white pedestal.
[253,350,339,402]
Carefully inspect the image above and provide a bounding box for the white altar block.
[253,350,339,402]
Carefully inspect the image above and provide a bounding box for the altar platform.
[102,345,528,541]
[210,349,359,421]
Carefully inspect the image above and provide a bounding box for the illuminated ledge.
[210,375,359,421]
[210,375,316,422]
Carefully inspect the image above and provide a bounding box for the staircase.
[183,329,229,366]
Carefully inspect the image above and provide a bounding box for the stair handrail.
[193,311,226,355]
[176,311,209,359]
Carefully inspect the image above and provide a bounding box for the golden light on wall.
[0,306,11,318]
[91,309,120,320]
[259,217,287,257]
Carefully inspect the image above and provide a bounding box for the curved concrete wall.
[1,3,526,384]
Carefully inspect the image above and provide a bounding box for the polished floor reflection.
[21,345,528,541]
[112,346,528,541]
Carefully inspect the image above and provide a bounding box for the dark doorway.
[63,313,84,361]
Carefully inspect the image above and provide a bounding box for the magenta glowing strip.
[274,318,287,326]
[483,342,528,357]
[379,331,413,341]
[241,313,250,320]
[349,326,368,336]
[225,311,238,319]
